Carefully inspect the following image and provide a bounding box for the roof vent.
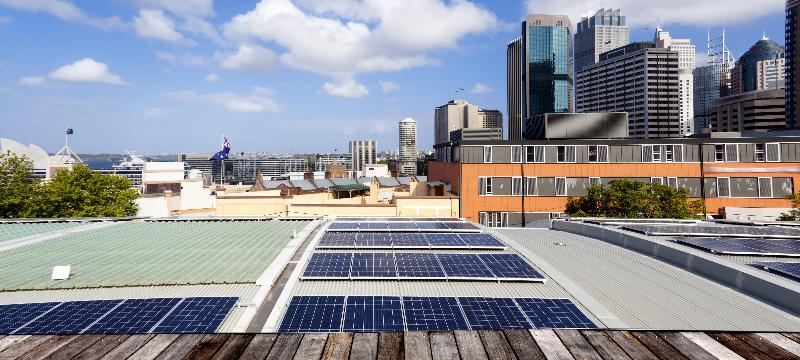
[52,265,71,280]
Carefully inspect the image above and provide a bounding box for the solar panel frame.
[623,224,800,239]
[391,233,429,249]
[752,261,800,281]
[425,234,468,249]
[16,299,121,335]
[317,232,356,249]
[350,253,398,279]
[459,233,506,250]
[437,254,495,280]
[0,302,60,335]
[302,253,352,279]
[152,297,237,333]
[675,237,800,257]
[515,298,596,329]
[395,253,447,280]
[342,296,404,332]
[458,297,531,330]
[478,254,546,282]
[278,296,345,332]
[85,298,181,334]
[402,296,469,331]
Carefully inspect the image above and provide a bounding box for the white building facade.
[349,140,377,174]
[398,118,417,176]
[656,28,696,136]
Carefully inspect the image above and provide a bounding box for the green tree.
[778,193,800,221]
[0,151,40,218]
[565,179,702,219]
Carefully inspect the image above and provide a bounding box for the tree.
[778,193,800,221]
[0,151,40,218]
[565,179,703,219]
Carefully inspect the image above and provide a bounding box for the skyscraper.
[786,0,800,129]
[730,36,785,94]
[574,9,629,72]
[693,29,735,132]
[398,118,417,176]
[655,27,696,136]
[434,100,503,145]
[507,14,573,140]
[349,140,376,174]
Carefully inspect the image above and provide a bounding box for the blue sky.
[0,0,787,154]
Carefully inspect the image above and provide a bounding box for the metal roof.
[330,178,357,186]
[264,180,291,189]
[290,180,318,191]
[377,177,400,187]
[312,179,334,189]
[0,222,82,244]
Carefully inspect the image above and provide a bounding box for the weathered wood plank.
[404,331,432,360]
[478,330,516,360]
[580,330,631,360]
[454,330,487,360]
[377,332,403,360]
[706,333,774,360]
[293,333,327,360]
[0,335,31,354]
[757,333,800,356]
[604,331,658,360]
[630,331,688,360]
[240,334,279,360]
[322,333,353,360]
[100,335,155,360]
[554,329,602,360]
[265,333,304,360]
[0,335,51,359]
[530,329,573,360]
[657,332,716,360]
[349,333,378,360]
[42,334,104,359]
[429,331,459,360]
[16,335,77,360]
[503,329,545,360]
[735,333,800,360]
[680,332,745,360]
[72,334,130,360]
[138,333,194,360]
[181,334,230,360]
[211,334,255,360]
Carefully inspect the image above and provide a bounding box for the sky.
[0,0,788,154]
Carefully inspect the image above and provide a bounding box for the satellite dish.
[52,265,71,280]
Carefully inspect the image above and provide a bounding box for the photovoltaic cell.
[752,261,800,281]
[343,296,404,332]
[0,302,60,334]
[303,253,352,279]
[623,224,800,239]
[279,296,345,332]
[17,300,121,334]
[85,298,181,334]
[153,297,237,333]
[458,297,530,330]
[395,253,446,279]
[478,254,545,281]
[403,297,468,331]
[676,237,800,256]
[437,254,494,279]
[460,233,505,248]
[426,234,468,248]
[318,233,355,248]
[351,253,397,278]
[515,298,596,329]
[391,233,428,248]
[354,233,394,248]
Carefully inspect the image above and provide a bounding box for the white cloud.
[133,8,189,44]
[48,58,129,85]
[205,73,220,82]
[219,44,279,73]
[163,90,280,112]
[526,0,782,27]
[379,80,399,93]
[155,51,209,67]
[695,52,709,67]
[18,76,48,87]
[252,86,273,95]
[0,0,123,30]
[322,78,369,98]
[0,15,12,25]
[134,0,214,17]
[470,82,492,94]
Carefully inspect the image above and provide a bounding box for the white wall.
[143,162,184,183]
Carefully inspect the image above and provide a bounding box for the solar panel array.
[675,237,800,257]
[335,218,462,222]
[302,252,545,282]
[0,296,237,335]
[751,262,800,281]
[623,224,800,239]
[327,222,480,232]
[279,296,595,332]
[317,232,505,250]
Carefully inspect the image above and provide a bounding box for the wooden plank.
[0,336,53,359]
[735,333,800,360]
[503,329,545,360]
[239,334,279,360]
[680,332,745,360]
[478,330,516,360]
[657,332,716,360]
[530,329,574,360]
[454,331,487,360]
[42,334,104,359]
[72,334,130,360]
[0,335,31,354]
[322,333,353,360]
[129,333,185,360]
[630,331,688,360]
[429,331,459,360]
[604,331,658,360]
[181,334,230,360]
[757,333,800,356]
[377,332,404,360]
[211,334,256,360]
[706,333,774,360]
[404,331,432,360]
[580,330,631,360]
[16,335,77,360]
[349,333,378,360]
[554,329,602,360]
[100,335,155,360]
[293,333,328,360]
[265,333,304,360]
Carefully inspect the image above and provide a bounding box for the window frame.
[714,144,725,162]
[556,145,576,163]
[766,143,780,162]
[483,145,492,163]
[652,145,662,162]
[755,143,766,162]
[511,176,523,196]
[511,145,522,163]
[525,176,538,196]
[667,177,678,189]
[589,177,601,187]
[650,177,664,185]
[758,177,773,198]
[555,177,567,196]
[716,177,731,197]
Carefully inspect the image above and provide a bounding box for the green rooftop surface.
[0,222,82,244]
[0,220,309,290]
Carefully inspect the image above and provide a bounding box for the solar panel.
[85,298,181,334]
[153,297,237,333]
[318,233,356,248]
[402,297,468,331]
[354,233,394,248]
[752,261,800,281]
[458,297,531,330]
[623,224,800,239]
[395,253,446,279]
[437,254,494,280]
[426,234,468,248]
[0,302,60,334]
[478,254,546,282]
[391,233,428,248]
[351,253,398,279]
[303,253,352,279]
[327,221,480,233]
[515,298,596,329]
[342,296,404,332]
[460,233,505,249]
[278,296,345,332]
[676,237,800,257]
[17,300,120,334]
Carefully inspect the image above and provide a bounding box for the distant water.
[86,159,116,170]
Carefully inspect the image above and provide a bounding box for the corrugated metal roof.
[0,222,82,243]
[313,179,334,189]
[378,177,400,187]
[331,178,356,186]
[397,177,412,185]
[264,180,291,189]
[357,177,371,184]
[290,180,318,191]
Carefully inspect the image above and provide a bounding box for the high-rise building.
[710,88,787,132]
[786,0,799,129]
[315,153,352,172]
[655,27,696,136]
[398,118,417,176]
[434,100,503,145]
[349,140,376,174]
[693,29,736,133]
[574,8,629,72]
[576,42,681,138]
[507,14,573,140]
[730,37,785,94]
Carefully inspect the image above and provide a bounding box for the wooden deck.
[1,330,799,359]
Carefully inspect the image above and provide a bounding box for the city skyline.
[0,0,789,153]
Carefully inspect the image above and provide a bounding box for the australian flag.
[66,128,74,135]
[210,137,231,160]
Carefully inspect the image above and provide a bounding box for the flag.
[66,128,74,135]
[210,137,231,160]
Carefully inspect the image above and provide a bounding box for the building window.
[667,177,678,189]
[483,146,493,163]
[652,146,661,162]
[588,145,608,163]
[766,143,780,162]
[555,177,567,196]
[512,177,523,196]
[650,177,664,185]
[533,146,545,163]
[755,144,766,162]
[758,177,773,198]
[525,146,535,162]
[557,146,576,163]
[589,177,601,187]
[512,146,522,163]
[479,212,508,228]
[526,177,538,196]
[665,145,674,162]
[715,145,725,162]
[717,177,730,197]
[725,144,738,162]
[479,177,492,195]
